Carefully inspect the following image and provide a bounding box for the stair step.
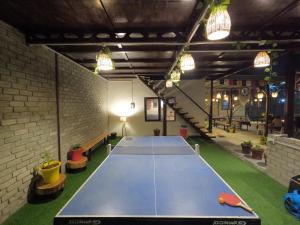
[173,107,183,111]
[207,133,217,138]
[200,128,209,133]
[179,112,188,115]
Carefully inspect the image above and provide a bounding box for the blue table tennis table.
[55,136,260,225]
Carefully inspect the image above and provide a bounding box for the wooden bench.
[82,132,110,160]
[214,121,230,130]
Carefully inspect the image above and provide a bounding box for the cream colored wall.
[165,79,207,128]
[108,79,206,136]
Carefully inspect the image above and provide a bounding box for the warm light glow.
[170,70,181,83]
[205,98,208,102]
[224,94,228,101]
[216,93,221,99]
[257,92,264,99]
[216,99,219,102]
[271,91,278,98]
[96,52,113,71]
[254,99,258,102]
[120,116,127,122]
[206,6,231,40]
[233,96,238,101]
[254,51,270,68]
[111,101,136,117]
[180,54,195,71]
[212,98,215,102]
[259,99,263,102]
[166,79,173,88]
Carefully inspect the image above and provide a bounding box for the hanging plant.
[170,69,181,84]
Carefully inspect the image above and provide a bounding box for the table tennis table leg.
[107,144,112,155]
[195,144,199,155]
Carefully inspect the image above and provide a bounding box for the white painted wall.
[107,79,207,136]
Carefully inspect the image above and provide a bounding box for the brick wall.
[58,57,108,165]
[266,134,300,186]
[0,20,108,223]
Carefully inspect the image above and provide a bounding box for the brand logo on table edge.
[213,221,247,225]
[67,219,101,225]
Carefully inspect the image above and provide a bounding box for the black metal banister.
[173,84,209,116]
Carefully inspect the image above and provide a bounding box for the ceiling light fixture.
[257,92,264,99]
[254,51,270,68]
[131,80,135,109]
[216,93,221,99]
[271,91,278,98]
[206,5,231,40]
[96,46,114,71]
[166,79,173,88]
[180,53,195,71]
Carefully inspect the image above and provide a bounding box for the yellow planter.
[38,161,61,184]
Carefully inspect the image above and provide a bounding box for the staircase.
[139,76,215,139]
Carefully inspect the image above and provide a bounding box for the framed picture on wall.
[144,97,161,121]
[222,100,229,110]
[166,107,176,121]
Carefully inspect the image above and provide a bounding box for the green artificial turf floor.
[1,137,297,225]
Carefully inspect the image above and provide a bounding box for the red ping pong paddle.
[218,193,253,213]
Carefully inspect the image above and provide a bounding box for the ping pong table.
[55,136,260,225]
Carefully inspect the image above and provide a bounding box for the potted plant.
[37,152,61,184]
[228,125,236,133]
[251,145,264,160]
[260,136,267,145]
[70,144,83,161]
[153,128,160,136]
[241,141,252,154]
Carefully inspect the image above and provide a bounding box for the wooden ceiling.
[0,0,299,80]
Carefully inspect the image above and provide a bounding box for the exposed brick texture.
[0,20,108,223]
[58,57,108,166]
[266,134,300,186]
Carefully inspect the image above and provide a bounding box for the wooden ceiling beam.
[26,29,300,45]
[75,58,252,64]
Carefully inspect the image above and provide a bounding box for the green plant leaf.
[264,67,271,73]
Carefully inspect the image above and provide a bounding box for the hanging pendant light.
[254,51,270,68]
[257,92,264,99]
[180,53,195,71]
[96,46,114,71]
[216,93,221,99]
[206,5,231,41]
[130,80,135,109]
[166,79,173,88]
[271,91,278,98]
[223,92,228,101]
[170,70,181,83]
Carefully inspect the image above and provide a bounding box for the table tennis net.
[111,145,196,155]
